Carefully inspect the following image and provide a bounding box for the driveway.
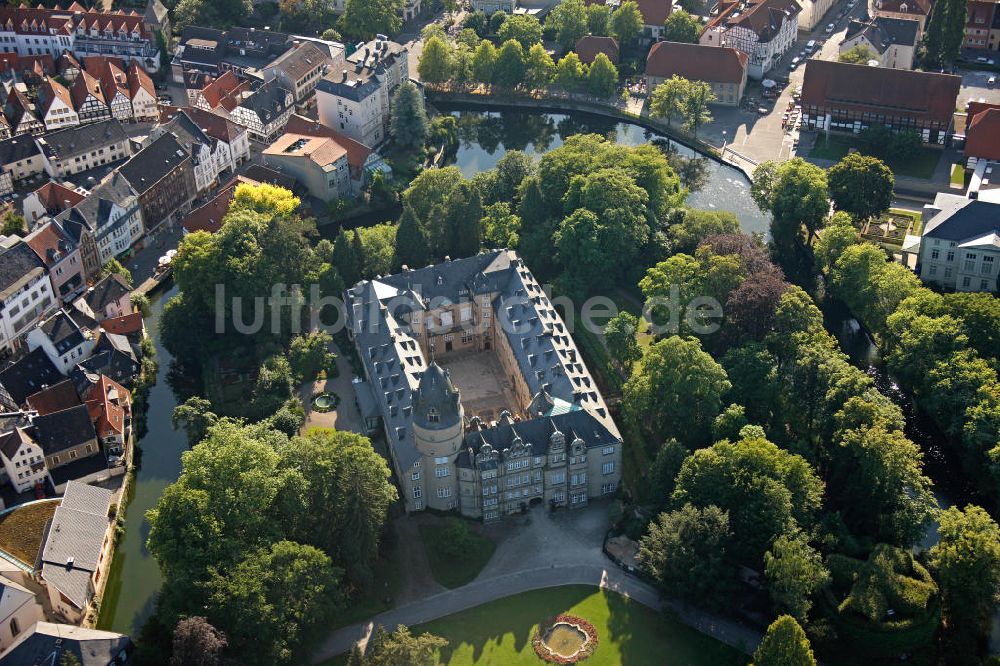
[311,502,763,662]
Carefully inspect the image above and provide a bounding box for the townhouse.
[840,16,920,69]
[283,113,390,195]
[700,0,801,79]
[965,0,1000,51]
[36,118,131,179]
[918,193,1000,292]
[55,173,144,270]
[26,309,95,375]
[0,134,43,197]
[127,61,157,122]
[89,57,133,122]
[870,0,930,33]
[261,39,337,105]
[171,26,294,83]
[69,70,111,124]
[0,238,57,356]
[37,77,79,131]
[229,77,295,143]
[3,87,44,136]
[645,41,749,105]
[118,133,196,233]
[262,133,354,200]
[23,218,87,303]
[152,109,242,193]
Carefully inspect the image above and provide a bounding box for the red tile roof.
[0,52,18,75]
[966,107,1000,161]
[575,36,620,64]
[636,0,673,26]
[38,76,72,116]
[28,181,86,214]
[801,60,961,125]
[100,312,145,337]
[70,69,105,109]
[182,179,239,234]
[160,105,244,143]
[200,70,244,109]
[24,219,77,268]
[18,54,54,77]
[84,374,130,440]
[284,114,372,174]
[26,379,82,416]
[0,5,149,38]
[126,61,154,102]
[646,41,748,84]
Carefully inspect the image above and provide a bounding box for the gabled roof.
[646,41,748,83]
[843,16,920,53]
[635,0,672,26]
[161,105,244,143]
[84,374,129,440]
[37,77,72,117]
[0,427,36,461]
[35,118,128,162]
[0,133,41,167]
[706,0,802,41]
[0,348,62,406]
[41,481,112,608]
[0,574,36,622]
[801,59,961,124]
[36,309,88,355]
[0,622,131,666]
[32,404,96,456]
[574,35,620,64]
[966,107,1000,161]
[263,132,347,168]
[69,69,105,110]
[0,240,46,301]
[118,132,189,194]
[24,220,78,268]
[874,0,930,16]
[923,195,1000,243]
[199,70,242,108]
[264,40,330,82]
[80,274,130,316]
[26,181,87,215]
[284,114,372,172]
[126,61,155,101]
[238,77,293,121]
[182,178,237,234]
[100,311,144,338]
[26,379,82,416]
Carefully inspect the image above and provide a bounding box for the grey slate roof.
[0,427,34,461]
[317,71,381,103]
[239,77,293,121]
[39,481,111,608]
[0,621,131,666]
[924,195,1000,242]
[346,249,619,473]
[413,362,461,429]
[81,274,130,316]
[844,16,919,54]
[57,172,137,239]
[0,348,62,406]
[0,134,40,167]
[32,404,96,456]
[37,310,86,355]
[118,132,189,194]
[35,118,128,162]
[0,240,46,300]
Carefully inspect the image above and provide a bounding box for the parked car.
[790,56,801,70]
[825,23,835,33]
[989,76,997,87]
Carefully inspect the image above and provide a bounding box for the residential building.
[347,39,409,96]
[118,133,196,233]
[151,109,242,193]
[55,173,144,270]
[25,379,82,416]
[82,374,130,452]
[171,26,293,83]
[144,0,170,41]
[800,60,961,144]
[965,104,1000,168]
[27,310,95,375]
[36,78,79,131]
[3,88,44,137]
[74,274,132,322]
[470,0,516,13]
[0,3,162,73]
[263,132,354,200]
[173,105,250,167]
[24,220,86,303]
[918,193,1000,292]
[76,332,139,389]
[574,36,620,65]
[36,118,131,179]
[0,622,132,666]
[126,61,157,122]
[700,0,801,79]
[69,70,110,124]
[840,16,920,69]
[39,482,114,623]
[0,239,57,356]
[190,70,251,117]
[0,575,43,652]
[0,135,43,198]
[181,179,239,234]
[0,348,62,407]
[645,41,749,106]
[56,50,81,82]
[262,40,337,104]
[635,0,674,39]
[797,0,837,30]
[284,113,390,194]
[0,414,47,493]
[965,0,1000,51]
[869,0,930,32]
[89,57,133,122]
[345,250,623,521]
[229,78,295,143]
[22,181,87,229]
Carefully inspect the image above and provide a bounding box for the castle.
[346,250,623,522]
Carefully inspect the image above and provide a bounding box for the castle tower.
[412,362,464,510]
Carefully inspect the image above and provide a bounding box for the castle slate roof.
[0,134,40,167]
[36,310,87,355]
[316,70,382,103]
[0,240,46,301]
[81,274,131,316]
[238,77,293,121]
[923,195,1000,243]
[413,362,462,429]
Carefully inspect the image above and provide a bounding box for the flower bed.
[532,614,599,663]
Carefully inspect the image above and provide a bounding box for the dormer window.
[427,408,439,423]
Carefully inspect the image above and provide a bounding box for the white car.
[825,23,835,33]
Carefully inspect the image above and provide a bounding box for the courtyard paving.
[437,352,518,423]
[300,339,365,435]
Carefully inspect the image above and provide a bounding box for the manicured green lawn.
[417,585,747,665]
[809,136,942,179]
[419,521,496,589]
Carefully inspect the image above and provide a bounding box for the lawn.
[950,163,966,188]
[808,136,942,180]
[419,520,496,589]
[0,500,59,567]
[417,585,747,665]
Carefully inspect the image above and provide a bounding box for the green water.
[97,285,185,635]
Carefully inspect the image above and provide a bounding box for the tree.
[231,182,300,217]
[554,52,586,92]
[672,434,824,564]
[1,210,25,235]
[442,181,483,258]
[250,355,295,419]
[417,35,454,84]
[174,0,252,30]
[322,28,342,42]
[638,504,736,605]
[489,10,509,34]
[496,13,543,49]
[280,0,331,31]
[481,201,521,248]
[929,505,1000,656]
[350,625,447,665]
[712,403,748,442]
[333,229,363,288]
[838,43,878,63]
[393,206,431,269]
[827,153,894,221]
[922,0,966,67]
[172,397,219,448]
[391,81,429,148]
[464,10,488,36]
[470,39,497,84]
[649,76,690,127]
[681,80,715,137]
[751,616,816,666]
[100,258,133,287]
[586,3,611,35]
[604,312,642,372]
[813,212,860,273]
[342,0,402,41]
[547,0,588,50]
[524,43,556,89]
[609,0,643,45]
[764,532,830,621]
[663,9,701,43]
[586,52,618,97]
[171,616,227,666]
[623,336,731,446]
[287,331,332,382]
[493,39,526,88]
[206,540,343,665]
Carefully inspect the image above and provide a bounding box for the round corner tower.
[413,362,464,510]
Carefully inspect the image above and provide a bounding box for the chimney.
[342,69,347,81]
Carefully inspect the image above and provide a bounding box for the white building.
[840,16,919,69]
[918,193,1000,292]
[36,118,132,179]
[0,574,44,651]
[0,417,49,494]
[36,78,79,132]
[700,0,801,79]
[0,134,44,197]
[56,173,145,267]
[151,110,240,194]
[229,78,295,144]
[262,40,337,104]
[128,62,158,122]
[798,0,836,31]
[0,238,58,356]
[26,310,95,375]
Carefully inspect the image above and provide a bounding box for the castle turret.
[412,362,464,510]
